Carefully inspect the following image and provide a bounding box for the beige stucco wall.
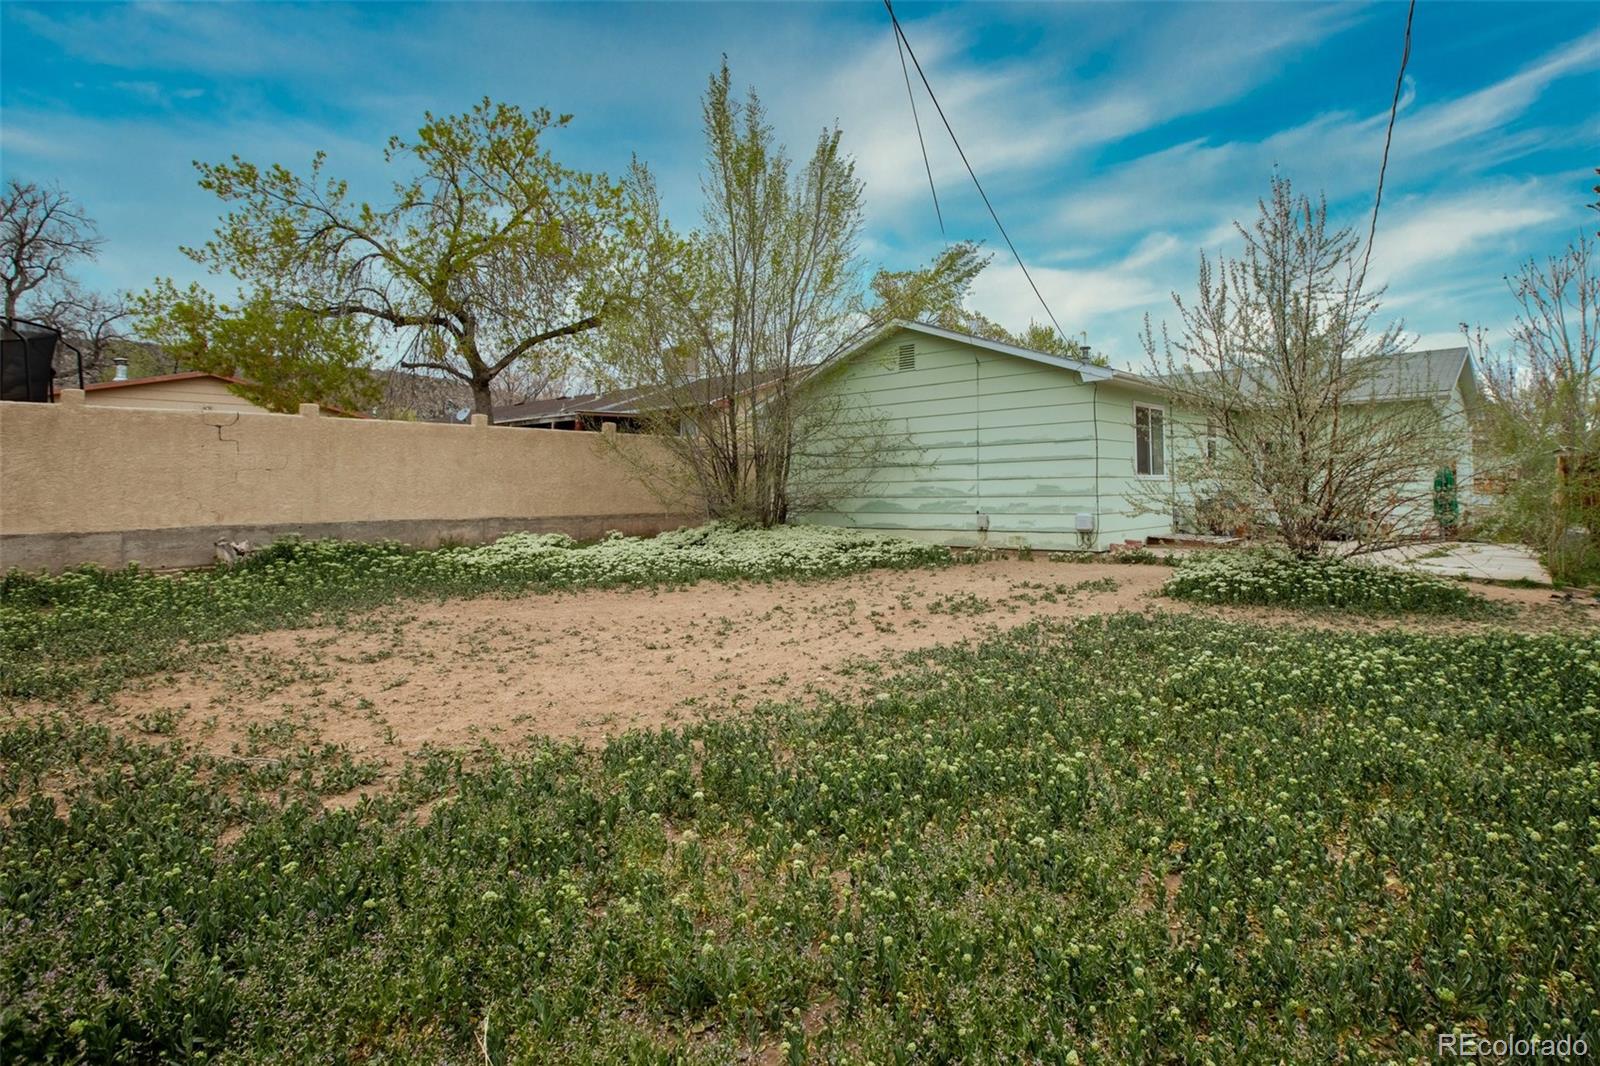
[0,394,698,571]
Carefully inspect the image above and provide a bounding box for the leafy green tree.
[165,99,624,420]
[870,264,1101,364]
[132,280,380,413]
[595,63,990,525]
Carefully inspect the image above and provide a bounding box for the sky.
[2,1,1596,371]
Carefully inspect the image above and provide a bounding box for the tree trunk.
[471,376,494,422]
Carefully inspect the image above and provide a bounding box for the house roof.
[1153,347,1474,403]
[77,370,233,391]
[494,367,799,426]
[1349,346,1474,401]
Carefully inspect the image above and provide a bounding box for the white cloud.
[1365,183,1564,284]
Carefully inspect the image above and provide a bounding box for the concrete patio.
[1355,541,1551,584]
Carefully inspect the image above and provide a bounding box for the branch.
[490,313,601,374]
[398,359,472,383]
[314,301,463,338]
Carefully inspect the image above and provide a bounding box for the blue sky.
[2,1,1596,370]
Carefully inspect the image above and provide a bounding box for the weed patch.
[0,525,947,699]
[3,615,1595,1061]
[1162,549,1491,614]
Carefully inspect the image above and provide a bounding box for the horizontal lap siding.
[84,379,267,413]
[1093,383,1178,543]
[795,330,1169,550]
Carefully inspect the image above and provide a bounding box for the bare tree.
[1142,175,1464,555]
[1472,233,1599,581]
[1,181,103,321]
[593,64,987,526]
[34,282,133,380]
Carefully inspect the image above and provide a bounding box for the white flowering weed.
[0,524,947,699]
[4,614,1595,1061]
[1162,548,1485,614]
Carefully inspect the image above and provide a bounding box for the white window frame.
[1134,403,1166,478]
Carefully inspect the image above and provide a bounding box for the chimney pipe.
[112,356,129,382]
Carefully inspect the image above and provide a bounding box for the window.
[1135,404,1165,476]
[1205,418,1218,462]
[896,343,916,371]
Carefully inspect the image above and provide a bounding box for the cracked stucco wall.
[0,396,698,570]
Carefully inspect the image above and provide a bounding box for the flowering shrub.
[0,524,947,698]
[1162,548,1485,613]
[2,615,1595,1060]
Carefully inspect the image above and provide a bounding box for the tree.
[1472,233,1599,582]
[1,180,132,381]
[1,180,102,321]
[869,263,1102,364]
[1142,175,1462,555]
[133,280,381,413]
[172,99,625,420]
[593,64,989,526]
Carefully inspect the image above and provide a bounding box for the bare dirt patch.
[91,560,1593,769]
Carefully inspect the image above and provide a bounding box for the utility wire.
[893,15,945,238]
[1358,0,1415,288]
[883,0,1069,346]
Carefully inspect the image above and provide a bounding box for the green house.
[792,321,1477,551]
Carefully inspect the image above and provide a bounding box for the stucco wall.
[0,393,699,571]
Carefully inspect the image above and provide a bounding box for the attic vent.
[896,343,916,371]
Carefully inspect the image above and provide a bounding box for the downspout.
[974,354,985,540]
[1092,380,1101,550]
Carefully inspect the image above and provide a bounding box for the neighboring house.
[56,372,365,417]
[791,320,1476,551]
[494,368,798,431]
[494,386,659,430]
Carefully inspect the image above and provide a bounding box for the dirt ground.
[94,560,1592,768]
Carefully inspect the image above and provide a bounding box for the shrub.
[1161,549,1486,614]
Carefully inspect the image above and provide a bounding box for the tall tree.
[1,180,101,321]
[1143,175,1463,554]
[595,64,988,526]
[171,99,625,420]
[1472,233,1599,582]
[1,180,132,381]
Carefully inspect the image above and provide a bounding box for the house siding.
[1389,376,1477,533]
[793,330,1176,550]
[82,377,268,414]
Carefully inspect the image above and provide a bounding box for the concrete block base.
[0,512,700,573]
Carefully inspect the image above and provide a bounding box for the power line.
[1358,0,1416,288]
[883,0,1069,345]
[892,14,944,238]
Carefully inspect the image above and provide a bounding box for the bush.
[1161,549,1486,614]
[0,524,947,699]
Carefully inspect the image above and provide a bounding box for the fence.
[0,392,699,571]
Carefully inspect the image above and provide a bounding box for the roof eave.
[885,319,1117,380]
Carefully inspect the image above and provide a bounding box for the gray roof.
[1349,347,1473,400]
[1154,347,1474,402]
[494,367,802,426]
